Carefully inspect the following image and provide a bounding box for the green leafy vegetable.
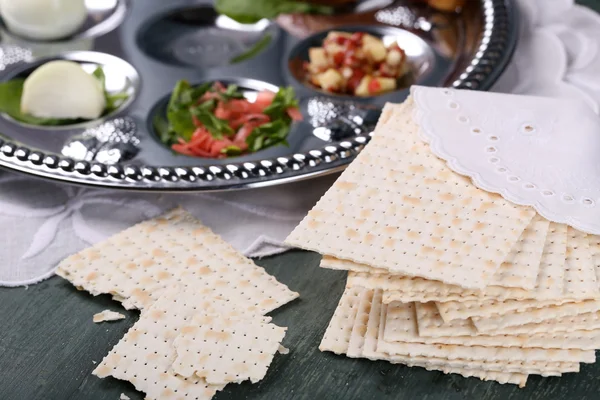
[166,108,196,142]
[162,80,212,143]
[263,86,299,120]
[215,0,333,24]
[246,120,290,152]
[152,113,172,144]
[245,86,298,152]
[221,145,243,156]
[190,106,233,139]
[230,33,273,64]
[218,84,245,102]
[91,67,130,113]
[168,80,211,110]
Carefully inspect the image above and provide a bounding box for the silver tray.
[0,0,518,192]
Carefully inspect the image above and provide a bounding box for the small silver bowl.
[146,77,381,166]
[284,25,447,105]
[0,0,129,43]
[136,4,279,69]
[0,50,140,131]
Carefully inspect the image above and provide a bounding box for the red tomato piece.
[230,114,270,129]
[332,51,344,66]
[233,138,249,151]
[368,78,382,94]
[235,122,261,142]
[214,102,232,120]
[286,107,303,121]
[171,143,196,156]
[350,32,364,44]
[255,90,276,104]
[210,139,233,156]
[347,68,366,92]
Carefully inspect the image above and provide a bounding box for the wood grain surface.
[1,250,600,400]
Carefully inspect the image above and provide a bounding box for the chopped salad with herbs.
[158,81,302,158]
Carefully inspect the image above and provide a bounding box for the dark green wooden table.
[3,250,600,400]
[2,2,600,399]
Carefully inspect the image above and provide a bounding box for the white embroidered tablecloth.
[1,0,599,286]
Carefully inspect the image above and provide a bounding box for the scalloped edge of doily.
[411,87,600,236]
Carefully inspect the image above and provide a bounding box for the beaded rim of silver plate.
[0,0,518,192]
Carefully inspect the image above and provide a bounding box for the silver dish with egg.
[0,0,517,192]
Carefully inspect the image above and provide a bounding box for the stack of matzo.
[57,208,298,399]
[285,98,600,387]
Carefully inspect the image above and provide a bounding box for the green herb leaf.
[161,80,215,143]
[246,120,290,152]
[105,92,130,112]
[215,0,333,24]
[190,106,233,139]
[92,67,106,87]
[198,98,218,112]
[152,113,172,144]
[230,33,272,64]
[217,84,245,102]
[167,108,196,142]
[221,145,243,156]
[187,82,213,105]
[263,86,298,120]
[92,67,130,113]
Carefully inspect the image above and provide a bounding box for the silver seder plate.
[0,0,518,192]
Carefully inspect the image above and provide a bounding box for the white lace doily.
[2,0,600,286]
[412,85,600,234]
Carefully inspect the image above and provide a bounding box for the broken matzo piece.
[57,208,298,313]
[172,312,286,384]
[382,223,599,305]
[93,288,232,399]
[591,235,600,287]
[286,98,535,290]
[353,289,570,377]
[351,222,575,305]
[489,311,600,335]
[436,298,577,322]
[377,304,598,363]
[472,300,600,333]
[375,305,594,363]
[562,227,597,297]
[319,286,364,354]
[334,213,548,291]
[408,302,600,350]
[320,256,390,275]
[347,289,376,358]
[93,310,126,323]
[357,289,531,385]
[485,214,549,290]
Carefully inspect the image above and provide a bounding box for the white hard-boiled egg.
[0,0,87,41]
[21,60,106,120]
